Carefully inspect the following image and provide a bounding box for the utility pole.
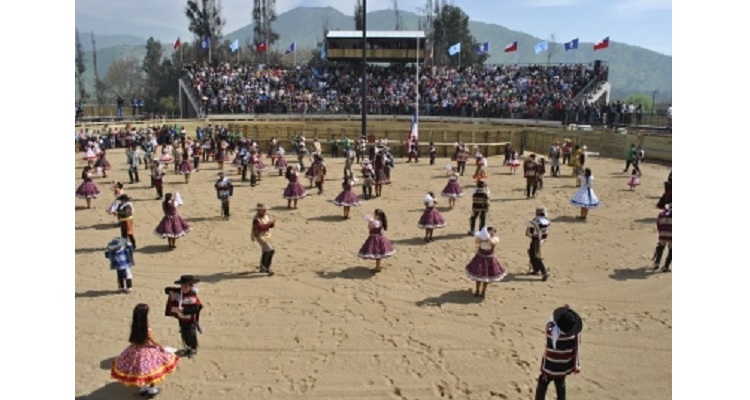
[361,0,367,139]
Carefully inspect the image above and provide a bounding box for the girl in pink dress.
[357,209,395,273]
[76,166,101,209]
[111,303,179,398]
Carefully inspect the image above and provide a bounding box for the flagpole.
[415,36,419,127]
[294,43,296,66]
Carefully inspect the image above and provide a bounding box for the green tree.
[143,37,164,110]
[75,28,87,102]
[105,57,145,102]
[431,5,487,67]
[185,0,225,59]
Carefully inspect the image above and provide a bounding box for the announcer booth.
[325,31,425,63]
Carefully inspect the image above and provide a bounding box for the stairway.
[178,77,204,119]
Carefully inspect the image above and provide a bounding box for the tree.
[143,37,164,110]
[105,57,145,102]
[354,0,364,30]
[75,29,87,102]
[431,5,487,67]
[252,0,280,60]
[90,31,107,114]
[185,0,225,60]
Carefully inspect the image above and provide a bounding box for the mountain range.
[75,6,672,101]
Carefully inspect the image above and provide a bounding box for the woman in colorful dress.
[418,192,446,242]
[357,209,395,273]
[94,150,111,178]
[332,171,361,219]
[282,165,307,209]
[111,303,179,399]
[153,192,191,250]
[76,166,101,209]
[159,143,173,166]
[441,166,464,208]
[570,167,600,220]
[275,146,288,176]
[83,141,98,167]
[472,157,489,181]
[178,148,194,184]
[465,226,506,299]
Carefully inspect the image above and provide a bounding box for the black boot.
[259,251,269,273]
[652,244,665,270]
[125,278,133,293]
[222,202,230,219]
[662,248,672,272]
[265,249,276,276]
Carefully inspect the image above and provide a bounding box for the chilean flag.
[504,41,518,53]
[594,37,609,51]
[257,42,268,52]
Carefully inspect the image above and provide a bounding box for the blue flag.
[534,41,549,54]
[476,42,490,54]
[320,44,327,60]
[448,42,461,56]
[564,38,579,51]
[285,42,296,54]
[201,37,211,49]
[229,39,239,53]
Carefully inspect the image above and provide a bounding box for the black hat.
[118,194,131,202]
[174,275,200,285]
[553,306,583,335]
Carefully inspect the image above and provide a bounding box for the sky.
[75,0,672,55]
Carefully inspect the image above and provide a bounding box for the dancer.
[191,140,202,171]
[116,194,137,249]
[313,155,328,195]
[526,207,551,281]
[159,143,173,166]
[469,180,490,235]
[108,182,126,222]
[95,150,111,178]
[472,157,489,181]
[333,171,361,219]
[441,166,464,208]
[361,160,374,200]
[570,168,600,220]
[283,165,307,209]
[83,141,98,167]
[357,209,395,273]
[418,192,446,242]
[549,141,561,177]
[508,150,521,174]
[561,138,573,165]
[428,141,436,165]
[104,236,136,293]
[652,204,672,272]
[126,145,141,184]
[464,227,506,298]
[275,146,288,176]
[523,154,539,199]
[627,169,641,191]
[373,152,389,197]
[214,171,234,220]
[570,145,586,187]
[76,166,100,209]
[154,193,191,249]
[534,305,583,400]
[536,158,547,190]
[456,143,469,176]
[252,203,277,276]
[111,303,179,398]
[215,140,229,169]
[150,160,165,200]
[178,148,194,184]
[656,172,672,209]
[164,275,203,357]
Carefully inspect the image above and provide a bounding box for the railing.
[179,77,204,119]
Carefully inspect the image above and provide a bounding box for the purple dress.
[441,176,464,198]
[333,181,361,207]
[357,224,395,259]
[283,173,307,199]
[153,202,192,238]
[179,159,195,174]
[76,172,101,199]
[275,156,288,171]
[465,239,506,282]
[418,205,447,229]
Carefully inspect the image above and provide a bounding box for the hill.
[76,6,671,101]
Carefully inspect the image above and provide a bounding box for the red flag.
[257,42,268,52]
[503,41,518,53]
[173,37,181,50]
[594,37,609,51]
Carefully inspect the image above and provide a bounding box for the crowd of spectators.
[183,62,609,123]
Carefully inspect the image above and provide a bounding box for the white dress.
[570,175,600,208]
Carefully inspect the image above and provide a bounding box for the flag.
[173,37,181,50]
[257,42,268,52]
[320,44,327,60]
[503,41,518,52]
[564,38,579,51]
[448,42,461,56]
[229,39,239,53]
[201,36,211,49]
[284,42,296,54]
[476,42,490,54]
[594,36,609,51]
[534,40,548,54]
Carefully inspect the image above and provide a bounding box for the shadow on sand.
[316,266,376,280]
[416,289,480,306]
